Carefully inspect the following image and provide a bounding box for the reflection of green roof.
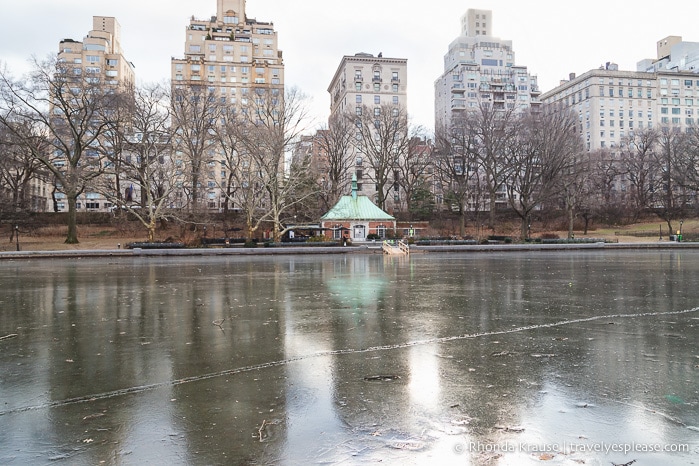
[321,195,395,221]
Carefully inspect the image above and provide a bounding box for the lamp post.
[14,225,19,251]
[680,220,684,242]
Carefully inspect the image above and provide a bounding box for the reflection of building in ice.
[408,345,441,410]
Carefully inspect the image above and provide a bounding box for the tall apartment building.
[434,9,540,133]
[541,66,699,152]
[327,53,408,212]
[171,0,284,210]
[58,16,135,91]
[54,16,135,212]
[541,36,699,205]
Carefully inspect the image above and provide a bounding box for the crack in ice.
[2,306,698,416]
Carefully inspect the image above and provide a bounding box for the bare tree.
[586,149,624,223]
[235,87,316,242]
[91,83,175,242]
[351,103,410,211]
[0,56,122,243]
[0,121,48,213]
[673,125,699,204]
[619,128,660,220]
[433,118,481,237]
[395,131,433,218]
[215,107,266,239]
[557,149,594,238]
[654,126,690,233]
[463,102,518,230]
[170,84,221,212]
[505,108,581,240]
[314,115,355,211]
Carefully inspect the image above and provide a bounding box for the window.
[374,83,380,92]
[356,95,362,103]
[374,95,380,104]
[356,106,362,116]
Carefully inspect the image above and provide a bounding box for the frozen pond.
[0,251,698,465]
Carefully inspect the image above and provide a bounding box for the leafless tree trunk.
[170,85,221,212]
[619,128,660,220]
[314,115,355,211]
[654,127,689,233]
[434,120,479,237]
[395,129,433,219]
[505,108,581,240]
[456,102,518,230]
[349,103,410,211]
[92,83,176,242]
[0,123,48,213]
[234,87,316,242]
[0,56,121,243]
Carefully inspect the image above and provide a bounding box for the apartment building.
[541,37,699,206]
[53,16,135,213]
[171,0,284,211]
[541,66,699,152]
[434,9,540,133]
[327,53,408,212]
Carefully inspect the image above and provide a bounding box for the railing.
[382,240,409,255]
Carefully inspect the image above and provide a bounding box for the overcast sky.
[2,1,698,132]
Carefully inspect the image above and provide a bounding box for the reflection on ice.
[0,252,698,464]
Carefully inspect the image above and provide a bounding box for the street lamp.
[680,220,684,242]
[14,225,19,251]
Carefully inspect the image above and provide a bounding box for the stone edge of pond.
[0,241,697,260]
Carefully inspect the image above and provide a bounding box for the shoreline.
[0,241,697,260]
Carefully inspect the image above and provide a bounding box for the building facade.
[171,0,284,211]
[53,16,135,213]
[327,53,408,213]
[541,67,699,152]
[541,37,699,207]
[434,9,540,133]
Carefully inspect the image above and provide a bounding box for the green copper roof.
[320,195,395,221]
